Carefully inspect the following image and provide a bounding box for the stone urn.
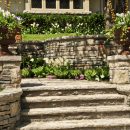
[0,28,22,56]
[107,55,130,84]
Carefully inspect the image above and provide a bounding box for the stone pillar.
[56,0,60,12]
[25,0,31,11]
[84,0,90,12]
[107,55,130,84]
[42,0,46,11]
[0,56,22,129]
[0,56,21,88]
[70,0,73,10]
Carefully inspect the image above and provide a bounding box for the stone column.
[0,56,21,88]
[84,0,89,12]
[56,0,60,12]
[42,0,46,11]
[70,0,73,11]
[25,0,31,11]
[107,55,130,84]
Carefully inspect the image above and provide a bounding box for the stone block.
[10,68,21,84]
[112,70,129,84]
[10,102,20,117]
[0,105,10,111]
[0,115,10,121]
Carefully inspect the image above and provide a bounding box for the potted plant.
[106,11,130,55]
[106,10,130,84]
[0,8,22,56]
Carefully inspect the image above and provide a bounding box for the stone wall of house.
[0,56,22,130]
[16,35,121,69]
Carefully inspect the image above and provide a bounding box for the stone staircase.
[16,79,130,130]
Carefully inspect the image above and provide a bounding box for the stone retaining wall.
[0,88,22,130]
[0,56,22,130]
[16,35,121,69]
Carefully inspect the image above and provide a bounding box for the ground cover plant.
[21,56,109,81]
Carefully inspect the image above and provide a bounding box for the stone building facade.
[0,0,130,14]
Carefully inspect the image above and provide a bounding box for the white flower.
[3,10,11,17]
[31,22,39,27]
[30,58,34,62]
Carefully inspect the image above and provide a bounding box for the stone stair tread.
[22,105,130,116]
[22,94,125,102]
[16,118,130,130]
[22,84,117,91]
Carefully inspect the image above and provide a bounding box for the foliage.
[84,66,109,81]
[105,12,130,41]
[0,8,22,40]
[21,56,109,81]
[21,68,32,78]
[17,13,105,35]
[32,67,46,78]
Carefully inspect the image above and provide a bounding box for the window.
[60,0,70,9]
[73,0,83,9]
[114,0,126,13]
[31,0,42,8]
[46,0,56,9]
[104,0,126,13]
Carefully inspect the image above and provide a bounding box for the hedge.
[17,13,105,35]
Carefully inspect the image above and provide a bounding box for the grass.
[22,33,77,42]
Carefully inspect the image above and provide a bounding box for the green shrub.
[84,66,109,81]
[32,66,46,78]
[68,69,82,79]
[21,68,32,78]
[17,13,105,35]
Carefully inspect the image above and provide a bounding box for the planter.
[107,55,130,84]
[114,27,130,55]
[0,28,22,56]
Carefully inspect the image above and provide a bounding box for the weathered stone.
[112,70,129,84]
[0,119,8,125]
[0,115,10,121]
[0,105,10,111]
[10,102,20,117]
[10,68,21,84]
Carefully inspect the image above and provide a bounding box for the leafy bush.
[68,69,82,79]
[17,13,105,35]
[84,66,109,81]
[32,67,46,78]
[21,68,32,78]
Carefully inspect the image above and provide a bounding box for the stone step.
[21,105,130,122]
[22,94,125,108]
[15,118,130,130]
[22,85,117,97]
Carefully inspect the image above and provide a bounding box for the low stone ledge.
[0,88,22,102]
[107,55,130,62]
[0,56,21,62]
[117,85,130,95]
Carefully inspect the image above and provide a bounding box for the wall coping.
[107,55,130,62]
[0,88,22,102]
[0,56,21,62]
